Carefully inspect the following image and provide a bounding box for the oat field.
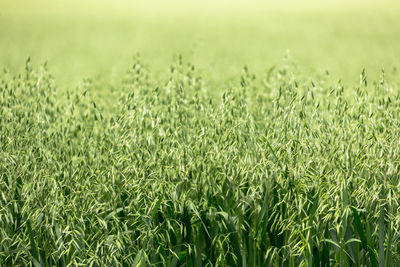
[1,0,400,266]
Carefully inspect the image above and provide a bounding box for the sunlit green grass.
[1,0,400,266]
[1,55,400,266]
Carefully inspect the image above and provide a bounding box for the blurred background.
[1,0,400,89]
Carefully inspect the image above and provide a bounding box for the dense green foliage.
[1,0,400,265]
[1,56,399,266]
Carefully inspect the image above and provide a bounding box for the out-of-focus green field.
[1,0,400,89]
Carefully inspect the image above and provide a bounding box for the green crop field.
[1,0,400,266]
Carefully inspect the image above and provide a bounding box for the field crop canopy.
[1,0,400,266]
